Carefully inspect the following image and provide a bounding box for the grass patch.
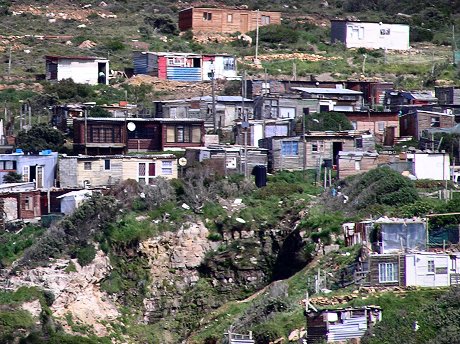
[0,225,45,267]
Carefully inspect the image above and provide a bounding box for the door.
[332,142,343,166]
[36,166,44,189]
[241,14,249,33]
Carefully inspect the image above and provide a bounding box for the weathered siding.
[179,8,281,33]
[337,154,379,179]
[369,254,405,287]
[122,157,178,180]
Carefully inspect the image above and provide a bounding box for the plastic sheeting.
[381,222,426,253]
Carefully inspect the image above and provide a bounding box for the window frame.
[104,159,111,171]
[378,262,398,283]
[84,162,92,171]
[202,12,212,21]
[161,161,173,176]
[428,260,435,273]
[281,141,299,156]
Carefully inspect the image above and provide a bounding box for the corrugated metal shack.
[306,306,382,343]
[133,52,238,81]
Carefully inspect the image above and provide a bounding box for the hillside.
[0,0,459,94]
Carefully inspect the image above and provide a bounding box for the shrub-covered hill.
[0,0,459,90]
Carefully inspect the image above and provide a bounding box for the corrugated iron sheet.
[328,316,367,342]
[133,53,148,75]
[167,67,201,81]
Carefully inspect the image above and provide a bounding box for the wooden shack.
[179,7,281,34]
[337,151,379,179]
[306,306,382,343]
[260,131,373,172]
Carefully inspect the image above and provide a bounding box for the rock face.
[139,221,219,321]
[8,250,118,336]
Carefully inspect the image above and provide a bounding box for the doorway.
[241,14,249,32]
[332,142,343,165]
[98,63,107,84]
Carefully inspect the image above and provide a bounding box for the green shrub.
[75,245,96,266]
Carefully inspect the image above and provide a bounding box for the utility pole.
[242,71,249,178]
[453,25,457,65]
[84,108,88,155]
[210,62,217,134]
[7,47,12,80]
[255,9,260,65]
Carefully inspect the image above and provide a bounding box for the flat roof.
[45,55,108,61]
[179,7,281,14]
[73,117,204,123]
[60,154,177,159]
[291,87,363,95]
[139,51,235,57]
[330,19,408,26]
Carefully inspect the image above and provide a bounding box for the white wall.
[57,59,109,85]
[405,254,450,287]
[345,22,409,50]
[412,153,450,180]
[202,56,238,81]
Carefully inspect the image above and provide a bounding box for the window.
[167,57,186,66]
[378,262,398,283]
[261,15,270,25]
[351,121,358,130]
[138,162,156,184]
[428,260,435,273]
[377,122,385,132]
[22,166,30,182]
[223,57,235,71]
[24,196,33,211]
[380,28,391,35]
[281,141,299,156]
[166,125,201,143]
[203,12,212,21]
[355,138,363,149]
[104,159,111,170]
[227,14,233,23]
[84,162,92,171]
[161,161,173,175]
[311,141,324,153]
[431,116,440,127]
[0,160,16,170]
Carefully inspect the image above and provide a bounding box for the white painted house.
[331,20,410,50]
[405,252,455,288]
[407,152,450,181]
[45,55,110,85]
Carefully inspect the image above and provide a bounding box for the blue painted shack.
[0,150,58,189]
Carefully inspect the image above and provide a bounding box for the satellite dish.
[127,122,136,132]
[178,157,187,167]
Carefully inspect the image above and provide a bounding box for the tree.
[43,79,95,102]
[304,112,354,132]
[16,124,65,153]
[144,14,178,35]
[89,106,112,117]
[3,172,22,183]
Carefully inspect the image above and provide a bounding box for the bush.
[250,24,299,45]
[75,245,96,266]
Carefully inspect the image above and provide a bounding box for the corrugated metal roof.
[291,87,363,95]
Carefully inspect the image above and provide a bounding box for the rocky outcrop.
[7,250,118,336]
[140,221,219,321]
